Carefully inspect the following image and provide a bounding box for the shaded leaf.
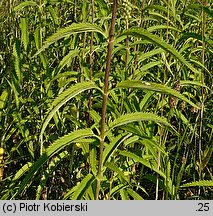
[64,173,95,199]
[36,151,69,199]
[14,129,94,197]
[126,188,144,200]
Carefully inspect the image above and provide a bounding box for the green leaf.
[105,162,129,183]
[125,28,201,75]
[103,133,132,165]
[14,129,94,198]
[135,61,161,76]
[147,25,181,33]
[90,146,97,176]
[47,5,59,26]
[180,80,209,89]
[34,27,48,69]
[120,150,173,193]
[64,173,95,199]
[0,90,8,110]
[126,188,144,200]
[180,32,202,42]
[120,188,129,200]
[14,1,38,11]
[57,49,79,73]
[110,184,128,196]
[108,112,172,131]
[139,138,167,158]
[119,150,166,178]
[115,80,200,109]
[20,17,29,51]
[34,27,41,50]
[12,162,33,182]
[0,90,8,120]
[40,81,101,139]
[35,23,107,56]
[1,162,32,200]
[198,144,213,172]
[138,48,163,62]
[48,71,78,90]
[190,4,213,18]
[175,109,193,131]
[90,109,101,124]
[13,41,21,82]
[36,151,69,199]
[181,180,213,187]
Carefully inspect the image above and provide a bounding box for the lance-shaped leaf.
[181,180,213,187]
[119,150,173,194]
[57,49,80,73]
[126,188,144,200]
[180,80,210,90]
[64,173,95,199]
[138,48,163,62]
[147,25,181,33]
[14,1,38,11]
[13,41,21,82]
[0,90,8,121]
[35,23,107,55]
[36,151,69,199]
[14,128,94,198]
[119,150,166,178]
[114,80,200,109]
[108,112,171,132]
[20,17,29,51]
[105,162,130,183]
[40,81,101,139]
[125,28,201,75]
[103,133,132,165]
[1,162,33,200]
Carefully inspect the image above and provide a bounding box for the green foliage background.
[0,0,212,200]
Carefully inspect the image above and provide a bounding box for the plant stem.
[156,0,170,200]
[95,0,117,200]
[198,0,207,194]
[87,0,95,174]
[88,0,95,121]
[90,0,95,82]
[125,19,129,72]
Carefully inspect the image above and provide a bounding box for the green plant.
[0,0,212,200]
